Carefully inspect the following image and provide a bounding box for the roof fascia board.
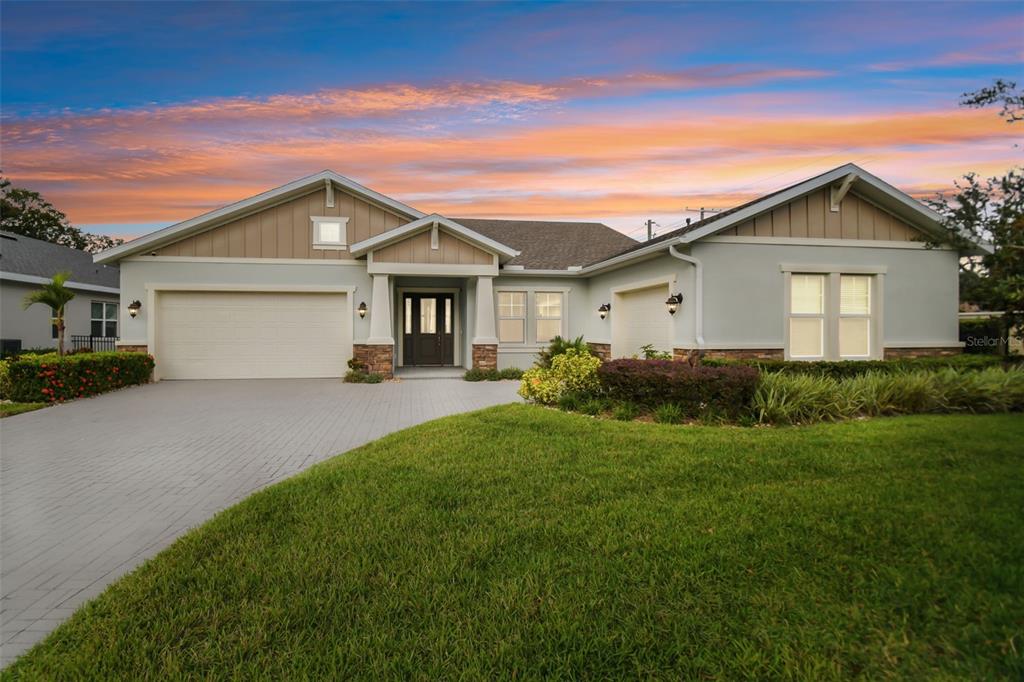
[0,270,119,294]
[94,170,426,264]
[350,214,520,260]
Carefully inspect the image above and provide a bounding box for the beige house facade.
[96,164,976,379]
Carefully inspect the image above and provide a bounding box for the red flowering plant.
[7,352,154,403]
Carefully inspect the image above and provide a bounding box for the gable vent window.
[311,216,350,250]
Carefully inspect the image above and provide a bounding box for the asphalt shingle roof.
[451,218,638,270]
[0,231,119,289]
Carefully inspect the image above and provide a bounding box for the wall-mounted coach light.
[598,303,610,320]
[665,293,683,315]
[357,302,367,319]
[127,300,142,318]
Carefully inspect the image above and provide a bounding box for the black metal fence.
[70,336,118,352]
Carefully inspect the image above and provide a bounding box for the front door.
[403,293,455,366]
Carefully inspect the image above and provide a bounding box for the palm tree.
[23,271,76,356]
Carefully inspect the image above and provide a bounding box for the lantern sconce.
[357,302,367,319]
[127,300,142,318]
[665,293,683,315]
[598,303,610,320]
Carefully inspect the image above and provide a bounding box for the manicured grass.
[5,407,1023,679]
[0,402,46,418]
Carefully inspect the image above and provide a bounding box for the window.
[404,297,413,334]
[311,216,349,249]
[535,292,563,343]
[788,274,824,359]
[497,291,525,343]
[91,301,118,338]
[839,275,871,358]
[419,297,437,334]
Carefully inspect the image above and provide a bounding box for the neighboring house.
[1,231,120,354]
[94,163,981,380]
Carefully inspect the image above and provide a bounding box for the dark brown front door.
[403,293,455,366]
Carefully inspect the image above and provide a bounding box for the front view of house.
[95,163,973,379]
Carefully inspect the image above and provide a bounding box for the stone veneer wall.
[353,344,394,378]
[691,348,785,361]
[472,344,497,370]
[587,342,611,362]
[884,347,961,359]
[116,344,149,354]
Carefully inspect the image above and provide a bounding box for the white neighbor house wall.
[0,280,119,350]
[690,240,960,352]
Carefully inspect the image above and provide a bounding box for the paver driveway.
[0,378,519,665]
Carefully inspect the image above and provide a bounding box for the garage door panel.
[157,291,351,379]
[612,284,673,358]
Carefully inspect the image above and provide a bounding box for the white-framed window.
[535,292,563,343]
[788,274,825,359]
[497,291,526,344]
[91,301,118,338]
[311,216,349,249]
[839,275,871,358]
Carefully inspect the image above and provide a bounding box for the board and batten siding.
[719,189,920,241]
[155,188,409,259]
[373,230,493,265]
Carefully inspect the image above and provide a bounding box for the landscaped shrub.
[612,401,640,421]
[519,348,602,404]
[535,335,591,369]
[6,351,154,403]
[0,347,57,360]
[638,343,672,360]
[653,403,684,424]
[598,359,759,418]
[344,357,383,384]
[464,367,525,381]
[752,367,1024,425]
[0,360,10,400]
[702,354,1006,378]
[579,397,606,416]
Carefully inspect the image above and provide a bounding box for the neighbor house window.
[788,274,825,359]
[497,291,526,343]
[91,301,118,338]
[535,292,563,343]
[311,216,349,249]
[839,275,871,358]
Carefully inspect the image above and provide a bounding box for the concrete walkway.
[0,378,519,665]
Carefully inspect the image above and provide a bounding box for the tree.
[961,79,1024,123]
[0,176,123,253]
[926,171,1024,341]
[23,272,77,357]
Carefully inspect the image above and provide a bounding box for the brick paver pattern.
[0,378,519,665]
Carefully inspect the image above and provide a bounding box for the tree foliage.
[0,176,123,253]
[961,79,1024,123]
[22,271,77,356]
[926,171,1024,338]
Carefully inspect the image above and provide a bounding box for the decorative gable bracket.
[830,172,858,212]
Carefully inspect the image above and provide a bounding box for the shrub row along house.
[93,163,985,379]
[0,231,121,354]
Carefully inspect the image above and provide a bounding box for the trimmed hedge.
[464,367,524,382]
[702,354,1006,378]
[6,351,154,403]
[597,359,759,418]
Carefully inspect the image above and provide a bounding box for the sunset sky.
[2,1,1022,241]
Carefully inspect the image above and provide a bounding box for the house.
[1,231,120,354]
[93,163,975,380]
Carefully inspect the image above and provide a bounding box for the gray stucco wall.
[0,280,119,351]
[690,240,960,350]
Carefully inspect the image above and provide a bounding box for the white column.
[366,274,393,344]
[472,275,498,344]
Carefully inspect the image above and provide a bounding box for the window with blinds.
[789,274,825,358]
[839,275,871,358]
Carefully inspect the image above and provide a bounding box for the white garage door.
[612,284,673,358]
[156,291,351,379]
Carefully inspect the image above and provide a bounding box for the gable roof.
[0,231,120,292]
[94,170,426,264]
[583,163,980,271]
[453,218,637,270]
[349,214,520,262]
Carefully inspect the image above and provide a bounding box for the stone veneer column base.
[116,344,149,354]
[698,348,785,361]
[352,344,394,378]
[588,342,611,362]
[884,347,961,359]
[472,344,497,370]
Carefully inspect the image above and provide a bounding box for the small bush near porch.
[5,408,1022,678]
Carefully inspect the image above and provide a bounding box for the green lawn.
[0,402,46,418]
[6,407,1023,680]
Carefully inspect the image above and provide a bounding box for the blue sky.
[2,1,1021,238]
